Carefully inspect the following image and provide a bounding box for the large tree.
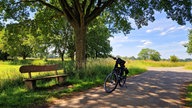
[0,0,191,69]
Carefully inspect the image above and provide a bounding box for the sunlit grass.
[184,62,192,70]
[136,60,186,67]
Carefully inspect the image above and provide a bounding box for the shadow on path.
[49,67,192,108]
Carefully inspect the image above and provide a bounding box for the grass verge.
[185,83,192,107]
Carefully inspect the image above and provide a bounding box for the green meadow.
[0,59,192,107]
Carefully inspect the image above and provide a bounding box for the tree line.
[127,48,180,62]
[0,17,112,61]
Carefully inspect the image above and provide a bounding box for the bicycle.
[104,56,129,93]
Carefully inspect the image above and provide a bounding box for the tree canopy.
[0,0,191,69]
[170,55,179,62]
[138,48,161,61]
[0,23,34,59]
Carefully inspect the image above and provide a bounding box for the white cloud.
[145,14,191,36]
[109,35,136,44]
[146,27,163,33]
[137,40,152,48]
[159,26,190,36]
[179,41,188,46]
[141,40,152,45]
[160,32,166,36]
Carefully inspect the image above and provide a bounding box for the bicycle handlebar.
[108,55,117,60]
[108,55,126,68]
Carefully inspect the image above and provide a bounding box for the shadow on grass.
[0,81,71,108]
[0,77,104,108]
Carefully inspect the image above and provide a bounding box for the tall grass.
[0,64,22,90]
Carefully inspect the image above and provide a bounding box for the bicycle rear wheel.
[104,72,118,93]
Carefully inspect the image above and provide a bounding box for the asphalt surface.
[48,67,192,108]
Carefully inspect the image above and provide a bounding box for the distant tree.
[138,48,150,60]
[0,23,34,59]
[129,56,136,60]
[138,48,161,61]
[86,17,112,58]
[150,51,161,61]
[185,58,192,61]
[170,55,179,62]
[185,30,192,54]
[47,18,74,61]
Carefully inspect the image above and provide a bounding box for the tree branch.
[86,0,115,24]
[97,0,102,7]
[82,0,87,13]
[58,0,79,27]
[75,1,83,16]
[36,0,64,14]
[17,1,59,11]
[85,0,95,18]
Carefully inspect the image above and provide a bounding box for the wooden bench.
[19,64,67,90]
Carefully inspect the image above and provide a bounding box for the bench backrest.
[20,64,58,73]
[19,64,59,78]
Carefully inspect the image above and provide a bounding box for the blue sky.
[110,12,192,59]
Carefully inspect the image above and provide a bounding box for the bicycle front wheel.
[119,75,126,87]
[104,72,118,93]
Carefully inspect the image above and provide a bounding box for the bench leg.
[57,77,66,84]
[25,80,36,89]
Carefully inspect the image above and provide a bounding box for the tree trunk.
[74,25,87,69]
[61,54,64,61]
[22,53,27,60]
[60,50,65,62]
[69,51,74,61]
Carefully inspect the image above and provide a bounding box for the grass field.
[186,83,192,106]
[0,58,192,107]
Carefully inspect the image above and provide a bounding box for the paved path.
[49,67,192,108]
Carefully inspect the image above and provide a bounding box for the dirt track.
[48,67,192,108]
